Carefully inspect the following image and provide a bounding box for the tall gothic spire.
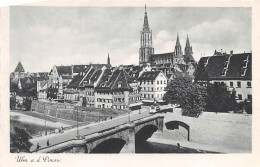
[174,32,183,57]
[107,53,111,65]
[176,32,181,46]
[143,4,150,31]
[139,4,154,65]
[186,34,190,47]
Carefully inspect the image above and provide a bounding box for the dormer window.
[118,81,122,88]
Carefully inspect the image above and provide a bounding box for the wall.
[160,110,252,151]
[210,80,252,102]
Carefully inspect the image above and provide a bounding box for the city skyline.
[10,6,251,72]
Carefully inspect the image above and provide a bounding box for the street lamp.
[44,105,47,136]
[75,101,82,139]
[127,104,130,124]
[76,106,79,138]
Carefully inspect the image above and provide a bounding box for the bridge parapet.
[34,114,164,153]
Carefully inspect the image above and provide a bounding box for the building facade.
[138,71,167,101]
[195,51,252,102]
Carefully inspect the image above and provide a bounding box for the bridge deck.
[30,109,152,152]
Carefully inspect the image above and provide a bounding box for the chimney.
[230,50,233,55]
[221,49,223,54]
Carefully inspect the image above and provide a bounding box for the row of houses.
[46,64,169,109]
[11,50,252,110]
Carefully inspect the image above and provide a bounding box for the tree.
[24,97,32,111]
[10,96,16,110]
[164,77,207,117]
[10,127,33,153]
[206,83,237,113]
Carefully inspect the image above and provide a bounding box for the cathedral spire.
[174,32,183,57]
[139,5,154,65]
[143,4,149,31]
[176,32,180,46]
[186,34,190,47]
[107,53,111,65]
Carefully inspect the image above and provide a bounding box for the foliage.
[206,83,237,113]
[10,96,16,110]
[236,99,252,114]
[24,97,32,111]
[10,127,33,153]
[164,77,207,117]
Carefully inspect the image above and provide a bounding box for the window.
[237,82,241,88]
[157,87,159,90]
[151,88,153,91]
[237,94,242,100]
[164,80,166,84]
[151,80,153,84]
[140,80,142,84]
[151,95,154,98]
[147,94,150,98]
[161,80,162,84]
[247,82,251,88]
[230,82,233,87]
[157,81,159,84]
[248,94,252,101]
[144,94,146,98]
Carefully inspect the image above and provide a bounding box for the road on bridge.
[30,109,151,152]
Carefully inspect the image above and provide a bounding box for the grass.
[10,119,55,136]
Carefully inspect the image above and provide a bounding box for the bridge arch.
[89,138,126,153]
[165,121,190,141]
[135,124,159,143]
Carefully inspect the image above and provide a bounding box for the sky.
[10,6,251,72]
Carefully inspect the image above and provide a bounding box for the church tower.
[139,5,154,65]
[107,53,111,65]
[185,34,193,56]
[174,33,183,57]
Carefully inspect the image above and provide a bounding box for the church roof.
[195,52,252,81]
[14,62,25,73]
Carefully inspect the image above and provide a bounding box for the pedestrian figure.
[47,140,50,146]
[61,126,64,133]
[37,143,41,150]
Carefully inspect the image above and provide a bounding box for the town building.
[95,67,141,109]
[138,70,168,101]
[195,51,252,102]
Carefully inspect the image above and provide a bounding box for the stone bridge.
[34,115,164,153]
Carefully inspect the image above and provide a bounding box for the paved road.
[30,109,150,152]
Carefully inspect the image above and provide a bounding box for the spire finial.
[145,4,147,13]
[176,32,180,45]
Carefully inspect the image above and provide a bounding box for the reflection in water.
[135,141,217,153]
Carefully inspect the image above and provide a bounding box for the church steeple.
[14,61,25,73]
[184,34,194,63]
[186,34,190,48]
[139,5,154,65]
[176,32,180,46]
[107,53,111,65]
[143,4,150,31]
[174,32,183,57]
